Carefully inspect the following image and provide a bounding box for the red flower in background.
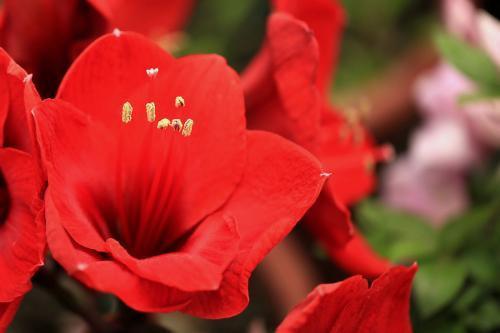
[277,264,417,333]
[0,49,44,331]
[0,0,194,97]
[34,32,325,317]
[242,0,391,277]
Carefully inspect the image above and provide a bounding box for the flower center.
[109,67,196,258]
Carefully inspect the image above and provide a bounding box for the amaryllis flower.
[0,49,44,331]
[33,32,325,317]
[276,265,417,333]
[0,0,194,97]
[242,1,391,276]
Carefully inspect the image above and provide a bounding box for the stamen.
[121,102,133,123]
[146,102,156,122]
[175,96,185,108]
[171,119,183,132]
[181,119,194,136]
[113,28,121,37]
[146,68,159,78]
[157,118,171,129]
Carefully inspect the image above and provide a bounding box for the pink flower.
[382,158,469,227]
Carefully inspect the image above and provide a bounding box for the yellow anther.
[175,96,185,108]
[146,102,156,122]
[157,118,171,129]
[181,119,194,136]
[121,102,133,123]
[171,119,183,132]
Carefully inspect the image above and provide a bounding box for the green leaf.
[438,204,496,254]
[464,299,500,331]
[356,200,438,261]
[414,259,468,318]
[453,285,483,313]
[463,251,499,288]
[469,163,500,203]
[434,31,500,93]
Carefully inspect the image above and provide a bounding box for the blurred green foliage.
[357,159,500,333]
[179,0,269,71]
[334,0,435,92]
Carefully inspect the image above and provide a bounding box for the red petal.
[40,105,323,317]
[277,265,417,333]
[87,0,195,37]
[303,187,353,249]
[0,48,41,154]
[0,298,21,333]
[319,110,380,205]
[243,13,321,145]
[0,0,106,97]
[180,131,325,318]
[33,100,114,252]
[57,33,247,240]
[0,148,44,302]
[104,212,239,292]
[272,0,345,95]
[243,14,356,250]
[326,230,392,278]
[45,192,201,312]
[41,110,324,316]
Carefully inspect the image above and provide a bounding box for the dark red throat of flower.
[109,109,188,259]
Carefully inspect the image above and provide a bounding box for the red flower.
[242,2,391,277]
[33,32,325,317]
[276,265,417,333]
[0,0,194,97]
[0,300,21,333]
[0,49,44,331]
[88,0,195,39]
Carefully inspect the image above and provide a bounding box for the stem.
[34,266,109,333]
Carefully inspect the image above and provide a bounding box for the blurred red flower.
[0,49,44,331]
[242,0,391,277]
[33,32,326,317]
[0,0,194,97]
[277,264,417,333]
